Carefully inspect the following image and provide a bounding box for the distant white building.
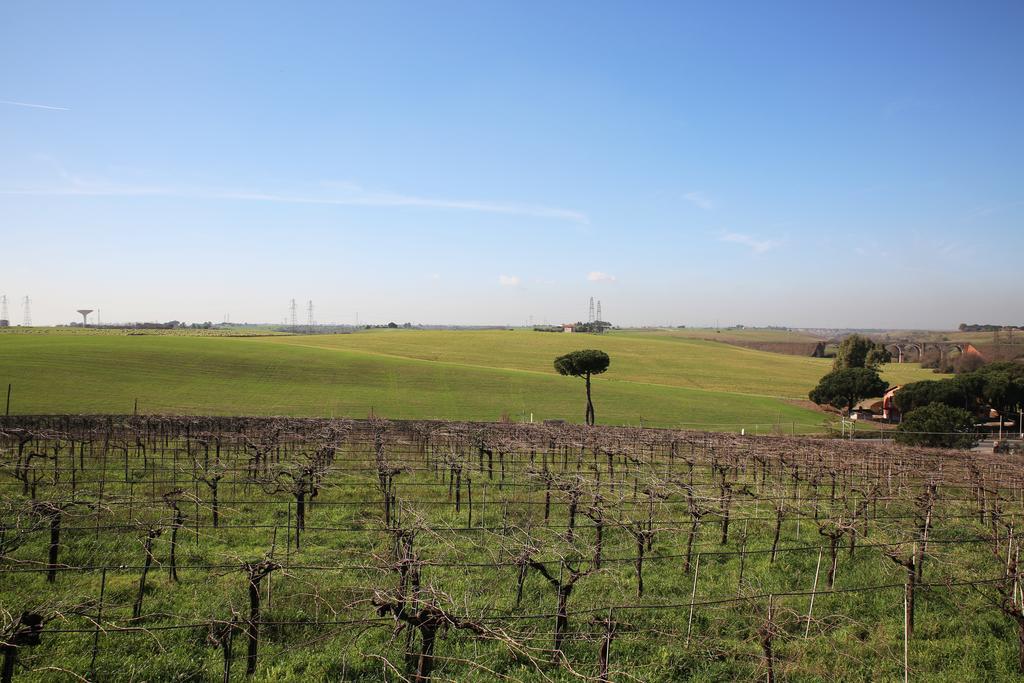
[562,323,576,333]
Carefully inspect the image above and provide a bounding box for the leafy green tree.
[833,334,891,370]
[891,381,937,414]
[980,369,1024,427]
[893,379,976,414]
[895,404,977,449]
[554,350,610,426]
[809,367,889,414]
[952,372,988,407]
[865,345,893,368]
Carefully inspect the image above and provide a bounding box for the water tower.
[77,309,94,327]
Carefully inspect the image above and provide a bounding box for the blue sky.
[1,1,1021,328]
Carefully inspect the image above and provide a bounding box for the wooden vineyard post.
[907,541,916,642]
[761,594,776,683]
[554,561,564,662]
[88,568,107,677]
[737,520,749,587]
[686,553,701,646]
[904,578,910,683]
[194,476,200,548]
[597,608,617,683]
[805,547,823,638]
[266,566,273,612]
[795,488,801,539]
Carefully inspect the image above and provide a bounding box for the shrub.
[955,353,986,374]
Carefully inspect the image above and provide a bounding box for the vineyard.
[2,416,1024,681]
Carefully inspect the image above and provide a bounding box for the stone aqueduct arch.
[884,341,968,364]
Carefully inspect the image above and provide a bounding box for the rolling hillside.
[0,328,941,432]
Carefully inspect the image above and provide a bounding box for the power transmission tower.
[22,296,31,327]
[0,295,8,326]
[596,300,602,322]
[289,299,298,332]
[588,296,595,323]
[306,300,315,331]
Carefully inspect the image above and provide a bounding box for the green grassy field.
[0,328,941,432]
[0,326,286,337]
[617,326,825,343]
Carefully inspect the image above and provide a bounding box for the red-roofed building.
[882,386,902,422]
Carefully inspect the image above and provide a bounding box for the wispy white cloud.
[683,191,714,210]
[0,173,589,224]
[498,274,521,287]
[718,231,781,253]
[0,100,69,111]
[586,271,616,282]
